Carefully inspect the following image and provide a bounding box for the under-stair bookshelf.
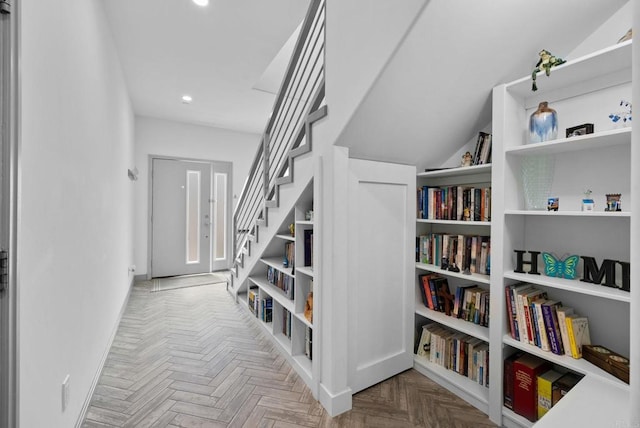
[413,164,492,413]
[239,180,317,391]
[491,39,634,427]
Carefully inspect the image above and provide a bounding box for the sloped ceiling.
[335,0,628,169]
[102,0,309,134]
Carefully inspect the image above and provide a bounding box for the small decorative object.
[289,223,295,237]
[440,256,449,270]
[304,291,313,323]
[618,28,632,43]
[461,151,473,167]
[447,263,460,273]
[436,282,455,316]
[542,252,579,279]
[581,189,594,211]
[609,100,632,124]
[547,197,559,211]
[566,123,594,138]
[521,155,555,210]
[305,210,314,221]
[583,345,629,384]
[530,101,558,143]
[283,255,289,268]
[605,193,622,211]
[531,49,566,91]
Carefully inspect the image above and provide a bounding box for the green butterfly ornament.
[542,253,579,279]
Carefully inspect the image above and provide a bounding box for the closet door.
[347,158,416,393]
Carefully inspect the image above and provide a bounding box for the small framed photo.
[566,123,594,138]
[547,197,559,211]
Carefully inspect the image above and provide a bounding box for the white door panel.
[348,158,416,393]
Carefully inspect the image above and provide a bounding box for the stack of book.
[504,352,582,422]
[260,297,272,323]
[418,274,489,327]
[267,266,294,299]
[416,323,489,387]
[417,233,490,275]
[505,283,591,358]
[417,185,491,221]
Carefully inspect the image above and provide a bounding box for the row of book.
[505,283,591,358]
[260,297,273,323]
[417,185,491,222]
[248,289,259,318]
[415,323,489,387]
[303,229,314,268]
[283,242,295,271]
[417,233,490,275]
[282,308,292,339]
[418,274,490,327]
[504,352,582,422]
[305,326,313,360]
[471,131,492,166]
[267,266,294,299]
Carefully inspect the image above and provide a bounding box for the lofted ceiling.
[335,0,629,169]
[102,0,309,135]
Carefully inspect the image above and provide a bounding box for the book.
[537,369,564,419]
[416,324,432,358]
[522,288,547,346]
[513,285,536,344]
[541,300,564,355]
[503,352,524,410]
[303,229,313,266]
[513,354,551,422]
[554,372,582,403]
[531,299,550,351]
[555,307,575,356]
[565,315,591,358]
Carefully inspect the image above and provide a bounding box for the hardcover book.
[537,369,564,419]
[513,354,551,422]
[503,352,524,410]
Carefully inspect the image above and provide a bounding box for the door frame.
[0,1,19,427]
[147,155,233,279]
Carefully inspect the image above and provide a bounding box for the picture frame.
[565,123,594,138]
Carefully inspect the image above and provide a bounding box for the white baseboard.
[74,277,135,428]
[319,383,352,417]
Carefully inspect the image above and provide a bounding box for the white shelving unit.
[490,40,634,426]
[413,164,493,414]
[242,181,317,392]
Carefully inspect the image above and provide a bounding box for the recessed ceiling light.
[182,95,193,104]
[193,0,209,6]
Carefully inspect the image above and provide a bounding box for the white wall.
[134,116,260,277]
[19,1,135,426]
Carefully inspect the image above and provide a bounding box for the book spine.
[542,304,563,355]
[533,301,550,351]
[565,317,579,358]
[557,310,572,356]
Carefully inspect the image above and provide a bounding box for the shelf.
[295,220,314,226]
[247,277,294,313]
[293,354,313,378]
[415,306,489,342]
[274,333,292,352]
[294,311,313,329]
[503,335,629,387]
[505,40,631,99]
[417,219,491,226]
[275,234,295,242]
[505,127,631,157]
[413,355,489,409]
[418,164,492,179]
[416,263,490,284]
[261,257,295,278]
[503,271,630,303]
[296,266,314,278]
[505,209,630,218]
[532,375,630,428]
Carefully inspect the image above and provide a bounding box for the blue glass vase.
[529,101,558,143]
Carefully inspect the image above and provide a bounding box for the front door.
[151,158,213,277]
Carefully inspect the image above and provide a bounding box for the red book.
[503,351,524,410]
[513,354,551,422]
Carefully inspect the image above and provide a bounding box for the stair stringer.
[230,151,314,299]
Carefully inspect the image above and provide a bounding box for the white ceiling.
[335,0,629,169]
[102,0,310,135]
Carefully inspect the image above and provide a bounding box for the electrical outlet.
[61,375,70,412]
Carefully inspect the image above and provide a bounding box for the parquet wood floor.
[82,280,497,428]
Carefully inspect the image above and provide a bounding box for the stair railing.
[233,0,325,266]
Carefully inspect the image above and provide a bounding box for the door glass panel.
[186,170,200,263]
[214,172,227,260]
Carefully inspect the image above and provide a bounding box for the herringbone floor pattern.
[82,280,496,428]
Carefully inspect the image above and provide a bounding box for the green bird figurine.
[532,49,566,91]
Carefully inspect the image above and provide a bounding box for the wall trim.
[319,383,352,417]
[74,278,135,428]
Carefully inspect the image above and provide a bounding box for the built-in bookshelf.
[413,163,492,414]
[240,180,317,386]
[490,40,634,427]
